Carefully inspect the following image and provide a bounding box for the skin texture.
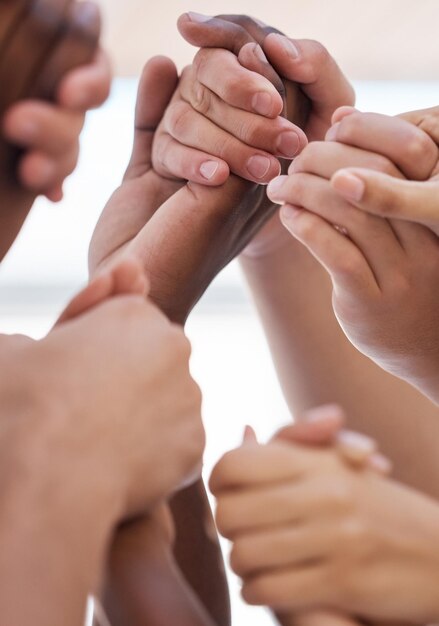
[2,47,111,201]
[0,261,205,626]
[146,14,439,625]
[88,20,311,625]
[267,106,439,403]
[210,434,439,623]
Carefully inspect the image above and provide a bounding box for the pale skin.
[135,12,439,625]
[210,430,439,624]
[0,259,205,626]
[266,106,439,404]
[0,43,208,625]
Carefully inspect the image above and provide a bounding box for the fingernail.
[337,430,377,455]
[276,131,300,158]
[325,122,341,141]
[305,404,344,423]
[187,12,213,23]
[332,172,365,202]
[252,92,274,116]
[200,160,219,180]
[369,453,393,475]
[271,34,300,59]
[247,155,272,179]
[267,175,288,198]
[253,44,268,64]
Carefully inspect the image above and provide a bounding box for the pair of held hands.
[6,12,439,401]
[4,9,439,626]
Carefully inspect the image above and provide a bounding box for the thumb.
[272,405,345,446]
[124,56,178,180]
[56,257,148,325]
[331,167,439,232]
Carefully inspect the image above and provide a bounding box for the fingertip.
[331,169,366,203]
[331,105,358,125]
[45,185,64,203]
[199,160,230,185]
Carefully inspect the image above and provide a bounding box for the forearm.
[0,451,114,626]
[101,515,217,626]
[241,224,439,498]
[170,481,231,626]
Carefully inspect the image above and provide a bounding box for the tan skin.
[268,105,439,405]
[91,14,439,626]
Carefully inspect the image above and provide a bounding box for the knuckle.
[191,82,213,116]
[406,131,437,172]
[373,154,398,176]
[166,101,193,138]
[418,113,439,144]
[325,477,355,514]
[294,142,323,172]
[306,40,330,74]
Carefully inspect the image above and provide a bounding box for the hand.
[0,283,204,524]
[2,48,111,202]
[176,13,354,258]
[267,107,439,403]
[210,431,439,623]
[152,22,308,186]
[330,105,439,236]
[91,19,345,322]
[89,51,306,323]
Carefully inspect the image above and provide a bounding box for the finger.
[331,168,439,233]
[326,112,439,181]
[209,442,315,495]
[3,101,84,155]
[56,258,148,325]
[178,12,255,55]
[184,13,296,116]
[263,35,355,126]
[288,141,403,181]
[369,453,393,476]
[279,204,379,298]
[398,105,439,145]
[270,174,405,286]
[242,565,329,610]
[18,149,78,193]
[215,480,339,539]
[179,13,287,107]
[192,47,283,118]
[57,48,112,110]
[153,131,230,185]
[238,42,311,129]
[335,430,377,466]
[45,184,64,203]
[273,405,345,446]
[281,610,362,626]
[162,99,281,183]
[242,425,258,444]
[231,525,331,577]
[179,66,306,158]
[124,56,179,180]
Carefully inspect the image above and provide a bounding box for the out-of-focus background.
[1,2,439,624]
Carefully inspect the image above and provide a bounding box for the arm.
[233,30,439,498]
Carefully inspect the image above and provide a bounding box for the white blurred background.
[1,2,439,624]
